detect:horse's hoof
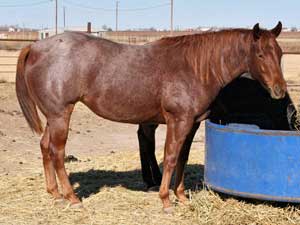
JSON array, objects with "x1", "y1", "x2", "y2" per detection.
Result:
[
  {"x1": 70, "y1": 202, "x2": 84, "y2": 209},
  {"x1": 177, "y1": 200, "x2": 190, "y2": 207},
  {"x1": 52, "y1": 198, "x2": 67, "y2": 208},
  {"x1": 178, "y1": 197, "x2": 189, "y2": 204},
  {"x1": 147, "y1": 185, "x2": 160, "y2": 192},
  {"x1": 163, "y1": 207, "x2": 173, "y2": 214}
]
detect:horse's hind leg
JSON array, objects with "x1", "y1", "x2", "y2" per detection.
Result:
[
  {"x1": 40, "y1": 124, "x2": 61, "y2": 200},
  {"x1": 174, "y1": 122, "x2": 200, "y2": 203},
  {"x1": 47, "y1": 104, "x2": 80, "y2": 205},
  {"x1": 137, "y1": 124, "x2": 161, "y2": 189}
]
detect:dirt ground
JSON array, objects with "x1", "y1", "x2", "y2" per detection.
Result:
[{"x1": 1, "y1": 70, "x2": 300, "y2": 224}]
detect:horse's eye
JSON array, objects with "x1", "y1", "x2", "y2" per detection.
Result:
[{"x1": 258, "y1": 54, "x2": 264, "y2": 59}]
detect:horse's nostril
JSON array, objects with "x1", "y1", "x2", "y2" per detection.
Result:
[
  {"x1": 272, "y1": 84, "x2": 285, "y2": 99},
  {"x1": 274, "y1": 84, "x2": 281, "y2": 95}
]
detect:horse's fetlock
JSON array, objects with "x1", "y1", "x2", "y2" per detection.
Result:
[
  {"x1": 47, "y1": 185, "x2": 58, "y2": 194},
  {"x1": 159, "y1": 189, "x2": 169, "y2": 200}
]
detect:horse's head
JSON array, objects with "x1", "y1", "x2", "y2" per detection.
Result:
[{"x1": 248, "y1": 21, "x2": 287, "y2": 99}]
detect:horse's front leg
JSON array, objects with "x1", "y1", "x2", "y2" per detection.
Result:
[
  {"x1": 174, "y1": 122, "x2": 200, "y2": 203},
  {"x1": 159, "y1": 113, "x2": 194, "y2": 212},
  {"x1": 137, "y1": 124, "x2": 161, "y2": 189}
]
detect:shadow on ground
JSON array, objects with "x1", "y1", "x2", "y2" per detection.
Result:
[
  {"x1": 69, "y1": 163, "x2": 300, "y2": 208},
  {"x1": 69, "y1": 164, "x2": 204, "y2": 199}
]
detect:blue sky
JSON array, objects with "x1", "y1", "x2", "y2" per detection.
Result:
[{"x1": 1, "y1": 0, "x2": 300, "y2": 30}]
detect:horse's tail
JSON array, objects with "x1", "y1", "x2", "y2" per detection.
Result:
[{"x1": 16, "y1": 45, "x2": 43, "y2": 135}]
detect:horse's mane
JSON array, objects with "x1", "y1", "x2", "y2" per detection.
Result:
[
  {"x1": 156, "y1": 29, "x2": 254, "y2": 47},
  {"x1": 154, "y1": 29, "x2": 255, "y2": 81}
]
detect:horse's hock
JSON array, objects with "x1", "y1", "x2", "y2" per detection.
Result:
[{"x1": 205, "y1": 78, "x2": 300, "y2": 202}]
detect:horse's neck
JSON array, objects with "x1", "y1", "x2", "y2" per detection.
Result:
[
  {"x1": 185, "y1": 32, "x2": 251, "y2": 88},
  {"x1": 212, "y1": 35, "x2": 251, "y2": 88}
]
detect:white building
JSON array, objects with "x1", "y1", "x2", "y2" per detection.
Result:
[{"x1": 39, "y1": 26, "x2": 105, "y2": 39}]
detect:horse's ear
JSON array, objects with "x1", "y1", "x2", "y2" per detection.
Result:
[
  {"x1": 271, "y1": 21, "x2": 282, "y2": 37},
  {"x1": 253, "y1": 23, "x2": 261, "y2": 41}
]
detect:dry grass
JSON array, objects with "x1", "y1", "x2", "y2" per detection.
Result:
[
  {"x1": 278, "y1": 39, "x2": 300, "y2": 53},
  {"x1": 292, "y1": 104, "x2": 300, "y2": 131},
  {"x1": 183, "y1": 190, "x2": 300, "y2": 225},
  {"x1": 1, "y1": 150, "x2": 300, "y2": 225}
]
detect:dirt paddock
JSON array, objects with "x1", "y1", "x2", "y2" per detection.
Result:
[{"x1": 1, "y1": 82, "x2": 300, "y2": 225}]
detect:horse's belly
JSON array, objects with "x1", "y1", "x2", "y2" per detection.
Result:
[{"x1": 82, "y1": 92, "x2": 162, "y2": 124}]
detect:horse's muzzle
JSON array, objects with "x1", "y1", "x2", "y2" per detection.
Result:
[{"x1": 269, "y1": 84, "x2": 286, "y2": 99}]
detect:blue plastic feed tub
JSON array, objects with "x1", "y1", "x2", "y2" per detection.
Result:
[{"x1": 204, "y1": 120, "x2": 300, "y2": 202}]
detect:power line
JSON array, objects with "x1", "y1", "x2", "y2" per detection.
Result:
[
  {"x1": 64, "y1": 0, "x2": 114, "y2": 11},
  {"x1": 64, "y1": 0, "x2": 170, "y2": 12},
  {"x1": 119, "y1": 3, "x2": 171, "y2": 12},
  {"x1": 0, "y1": 0, "x2": 51, "y2": 8}
]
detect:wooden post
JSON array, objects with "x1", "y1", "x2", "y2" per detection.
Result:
[{"x1": 87, "y1": 22, "x2": 92, "y2": 33}]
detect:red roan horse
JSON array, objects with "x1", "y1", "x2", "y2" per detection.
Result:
[{"x1": 16, "y1": 22, "x2": 286, "y2": 212}]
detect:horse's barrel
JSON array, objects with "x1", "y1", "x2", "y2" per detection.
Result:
[{"x1": 204, "y1": 120, "x2": 300, "y2": 202}]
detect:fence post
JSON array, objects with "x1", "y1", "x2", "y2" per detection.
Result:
[{"x1": 87, "y1": 22, "x2": 91, "y2": 33}]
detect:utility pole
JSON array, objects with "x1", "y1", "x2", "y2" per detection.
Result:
[
  {"x1": 116, "y1": 1, "x2": 119, "y2": 31},
  {"x1": 170, "y1": 0, "x2": 173, "y2": 35},
  {"x1": 23, "y1": 23, "x2": 25, "y2": 39},
  {"x1": 55, "y1": 0, "x2": 58, "y2": 35},
  {"x1": 63, "y1": 6, "x2": 66, "y2": 30}
]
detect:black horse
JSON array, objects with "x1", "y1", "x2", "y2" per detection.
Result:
[{"x1": 138, "y1": 76, "x2": 297, "y2": 188}]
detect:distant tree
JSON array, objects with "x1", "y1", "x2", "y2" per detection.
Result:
[
  {"x1": 291, "y1": 27, "x2": 298, "y2": 32},
  {"x1": 149, "y1": 27, "x2": 156, "y2": 31},
  {"x1": 102, "y1": 24, "x2": 113, "y2": 32},
  {"x1": 102, "y1": 24, "x2": 108, "y2": 30}
]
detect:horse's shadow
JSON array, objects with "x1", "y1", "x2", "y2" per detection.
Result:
[
  {"x1": 69, "y1": 163, "x2": 204, "y2": 199},
  {"x1": 69, "y1": 163, "x2": 300, "y2": 208}
]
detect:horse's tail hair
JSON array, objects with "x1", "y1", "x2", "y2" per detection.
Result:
[{"x1": 16, "y1": 45, "x2": 43, "y2": 135}]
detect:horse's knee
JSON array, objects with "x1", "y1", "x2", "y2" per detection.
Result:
[{"x1": 165, "y1": 154, "x2": 177, "y2": 169}]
